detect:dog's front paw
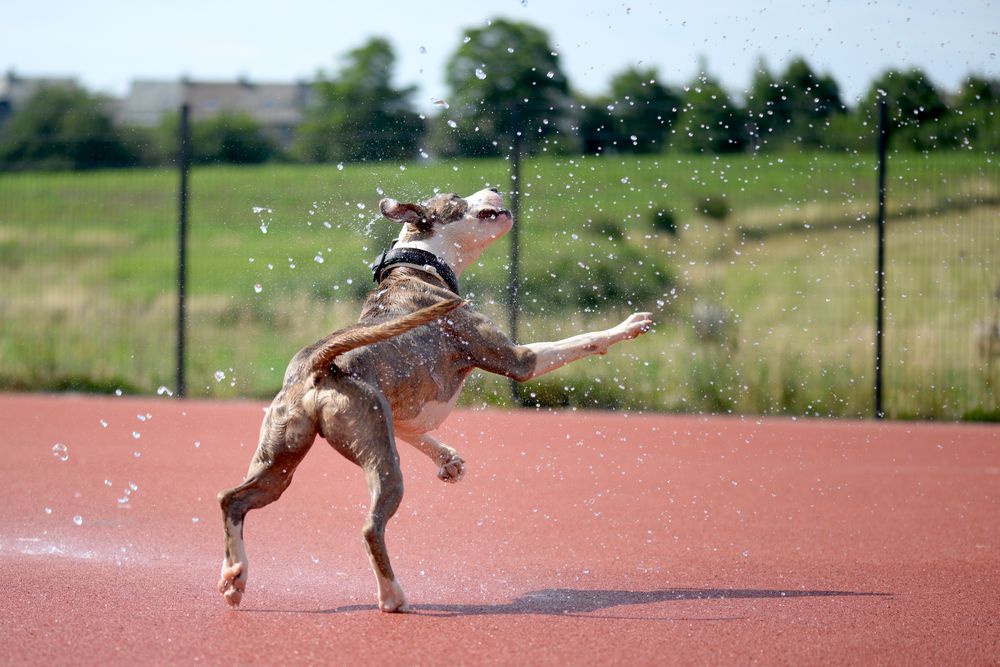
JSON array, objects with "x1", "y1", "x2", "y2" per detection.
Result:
[{"x1": 437, "y1": 454, "x2": 465, "y2": 483}]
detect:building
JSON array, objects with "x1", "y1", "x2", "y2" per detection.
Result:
[
  {"x1": 116, "y1": 78, "x2": 313, "y2": 147},
  {"x1": 0, "y1": 71, "x2": 79, "y2": 127}
]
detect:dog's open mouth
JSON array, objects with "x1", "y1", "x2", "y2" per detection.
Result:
[{"x1": 475, "y1": 207, "x2": 512, "y2": 221}]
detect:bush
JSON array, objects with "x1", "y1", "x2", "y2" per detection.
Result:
[
  {"x1": 693, "y1": 194, "x2": 730, "y2": 222},
  {"x1": 650, "y1": 207, "x2": 678, "y2": 236}
]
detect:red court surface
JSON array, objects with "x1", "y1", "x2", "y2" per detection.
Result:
[{"x1": 1, "y1": 393, "x2": 998, "y2": 665}]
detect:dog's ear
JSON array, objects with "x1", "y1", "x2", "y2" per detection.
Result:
[{"x1": 380, "y1": 198, "x2": 427, "y2": 224}]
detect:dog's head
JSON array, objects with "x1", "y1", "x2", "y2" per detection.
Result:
[{"x1": 379, "y1": 188, "x2": 512, "y2": 270}]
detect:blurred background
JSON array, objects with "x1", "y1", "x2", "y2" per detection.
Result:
[{"x1": 1, "y1": 1, "x2": 997, "y2": 420}]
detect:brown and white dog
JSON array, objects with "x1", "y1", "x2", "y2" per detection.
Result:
[{"x1": 218, "y1": 187, "x2": 653, "y2": 612}]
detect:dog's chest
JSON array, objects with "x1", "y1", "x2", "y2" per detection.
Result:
[{"x1": 394, "y1": 380, "x2": 465, "y2": 436}]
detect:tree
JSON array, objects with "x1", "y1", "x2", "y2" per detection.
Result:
[
  {"x1": 191, "y1": 113, "x2": 279, "y2": 164},
  {"x1": 947, "y1": 76, "x2": 1000, "y2": 150},
  {"x1": 0, "y1": 86, "x2": 137, "y2": 170},
  {"x1": 575, "y1": 97, "x2": 615, "y2": 155},
  {"x1": 595, "y1": 67, "x2": 681, "y2": 154},
  {"x1": 746, "y1": 57, "x2": 844, "y2": 150},
  {"x1": 862, "y1": 69, "x2": 950, "y2": 149},
  {"x1": 442, "y1": 18, "x2": 571, "y2": 156},
  {"x1": 671, "y1": 72, "x2": 745, "y2": 153},
  {"x1": 295, "y1": 37, "x2": 424, "y2": 163}
]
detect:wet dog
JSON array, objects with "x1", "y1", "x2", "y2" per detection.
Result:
[{"x1": 218, "y1": 187, "x2": 653, "y2": 612}]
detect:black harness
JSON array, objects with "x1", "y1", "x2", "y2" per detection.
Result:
[{"x1": 370, "y1": 245, "x2": 460, "y2": 296}]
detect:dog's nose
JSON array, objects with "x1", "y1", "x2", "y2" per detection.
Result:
[{"x1": 488, "y1": 187, "x2": 499, "y2": 194}]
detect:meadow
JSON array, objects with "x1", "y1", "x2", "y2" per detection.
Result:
[{"x1": 1, "y1": 150, "x2": 997, "y2": 419}]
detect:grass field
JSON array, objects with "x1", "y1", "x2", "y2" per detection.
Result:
[{"x1": 1, "y1": 150, "x2": 997, "y2": 419}]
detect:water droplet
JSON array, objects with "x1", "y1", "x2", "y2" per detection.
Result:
[
  {"x1": 114, "y1": 389, "x2": 123, "y2": 397},
  {"x1": 194, "y1": 441, "x2": 201, "y2": 449},
  {"x1": 132, "y1": 431, "x2": 141, "y2": 440},
  {"x1": 546, "y1": 71, "x2": 555, "y2": 79},
  {"x1": 100, "y1": 419, "x2": 108, "y2": 428},
  {"x1": 73, "y1": 515, "x2": 83, "y2": 526},
  {"x1": 419, "y1": 46, "x2": 427, "y2": 54},
  {"x1": 336, "y1": 162, "x2": 344, "y2": 171},
  {"x1": 314, "y1": 254, "x2": 325, "y2": 264},
  {"x1": 475, "y1": 68, "x2": 487, "y2": 80},
  {"x1": 104, "y1": 479, "x2": 112, "y2": 487},
  {"x1": 447, "y1": 120, "x2": 458, "y2": 129},
  {"x1": 52, "y1": 443, "x2": 69, "y2": 461},
  {"x1": 463, "y1": 36, "x2": 471, "y2": 44},
  {"x1": 214, "y1": 370, "x2": 226, "y2": 382},
  {"x1": 191, "y1": 517, "x2": 200, "y2": 524},
  {"x1": 156, "y1": 385, "x2": 173, "y2": 397},
  {"x1": 253, "y1": 283, "x2": 263, "y2": 294},
  {"x1": 44, "y1": 507, "x2": 52, "y2": 515}
]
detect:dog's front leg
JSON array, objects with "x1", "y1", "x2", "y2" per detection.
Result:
[
  {"x1": 521, "y1": 312, "x2": 654, "y2": 380},
  {"x1": 399, "y1": 432, "x2": 465, "y2": 483}
]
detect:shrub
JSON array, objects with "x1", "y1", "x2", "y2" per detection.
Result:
[
  {"x1": 694, "y1": 194, "x2": 730, "y2": 222},
  {"x1": 650, "y1": 207, "x2": 678, "y2": 236}
]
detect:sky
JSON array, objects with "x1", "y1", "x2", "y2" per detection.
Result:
[{"x1": 2, "y1": 0, "x2": 997, "y2": 111}]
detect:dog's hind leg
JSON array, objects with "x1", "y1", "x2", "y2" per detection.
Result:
[
  {"x1": 217, "y1": 408, "x2": 317, "y2": 607},
  {"x1": 361, "y1": 455, "x2": 408, "y2": 613}
]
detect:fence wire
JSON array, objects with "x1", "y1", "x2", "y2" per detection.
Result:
[{"x1": 0, "y1": 139, "x2": 997, "y2": 419}]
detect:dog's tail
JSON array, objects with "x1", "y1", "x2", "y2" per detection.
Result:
[{"x1": 308, "y1": 297, "x2": 464, "y2": 382}]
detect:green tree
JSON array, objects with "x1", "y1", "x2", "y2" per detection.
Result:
[
  {"x1": 296, "y1": 37, "x2": 424, "y2": 163},
  {"x1": 600, "y1": 67, "x2": 681, "y2": 154},
  {"x1": 746, "y1": 57, "x2": 844, "y2": 150},
  {"x1": 947, "y1": 76, "x2": 1000, "y2": 150},
  {"x1": 575, "y1": 96, "x2": 615, "y2": 155},
  {"x1": 862, "y1": 69, "x2": 950, "y2": 149},
  {"x1": 191, "y1": 113, "x2": 278, "y2": 164},
  {"x1": 0, "y1": 86, "x2": 137, "y2": 170},
  {"x1": 672, "y1": 72, "x2": 745, "y2": 153},
  {"x1": 442, "y1": 18, "x2": 571, "y2": 156}
]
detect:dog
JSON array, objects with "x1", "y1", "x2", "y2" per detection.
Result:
[{"x1": 218, "y1": 187, "x2": 653, "y2": 612}]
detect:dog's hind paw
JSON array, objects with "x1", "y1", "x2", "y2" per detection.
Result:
[
  {"x1": 437, "y1": 454, "x2": 465, "y2": 483},
  {"x1": 218, "y1": 561, "x2": 246, "y2": 607},
  {"x1": 378, "y1": 579, "x2": 410, "y2": 613}
]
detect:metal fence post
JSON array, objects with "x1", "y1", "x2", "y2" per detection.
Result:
[
  {"x1": 874, "y1": 99, "x2": 889, "y2": 419},
  {"x1": 176, "y1": 104, "x2": 191, "y2": 398}
]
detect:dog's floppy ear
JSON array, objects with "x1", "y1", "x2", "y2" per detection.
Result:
[{"x1": 380, "y1": 198, "x2": 426, "y2": 224}]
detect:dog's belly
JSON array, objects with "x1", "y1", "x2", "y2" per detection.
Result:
[{"x1": 394, "y1": 382, "x2": 464, "y2": 436}]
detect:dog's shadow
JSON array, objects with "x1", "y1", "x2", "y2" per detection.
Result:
[{"x1": 298, "y1": 587, "x2": 889, "y2": 619}]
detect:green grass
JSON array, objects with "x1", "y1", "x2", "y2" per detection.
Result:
[{"x1": 1, "y1": 150, "x2": 997, "y2": 419}]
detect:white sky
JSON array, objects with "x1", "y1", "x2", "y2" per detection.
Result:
[{"x1": 2, "y1": 0, "x2": 997, "y2": 110}]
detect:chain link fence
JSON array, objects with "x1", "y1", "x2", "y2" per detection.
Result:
[{"x1": 1, "y1": 115, "x2": 997, "y2": 419}]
